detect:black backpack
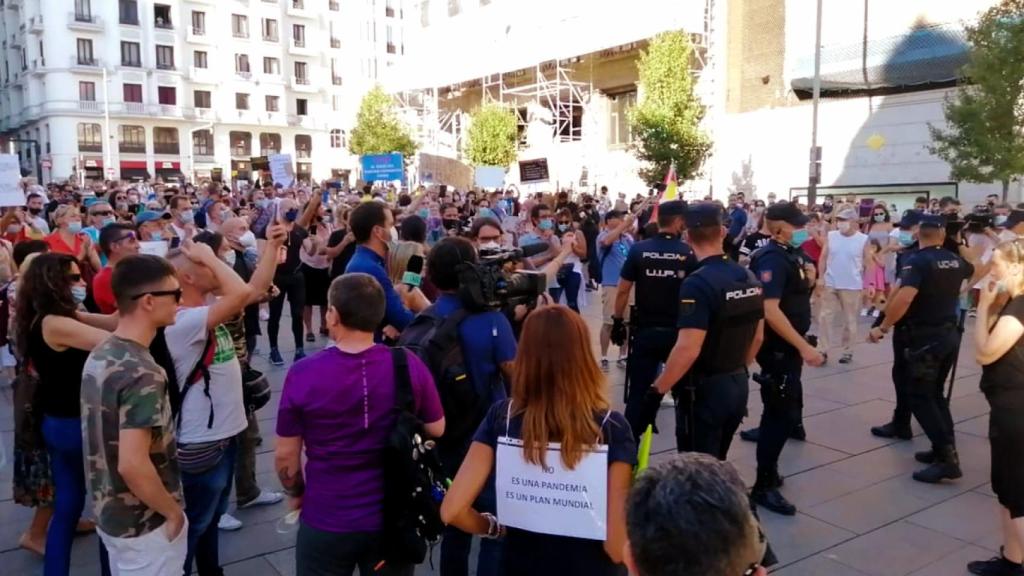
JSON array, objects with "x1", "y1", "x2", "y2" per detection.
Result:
[
  {"x1": 380, "y1": 347, "x2": 447, "y2": 566},
  {"x1": 150, "y1": 327, "x2": 216, "y2": 427},
  {"x1": 396, "y1": 304, "x2": 483, "y2": 441}
]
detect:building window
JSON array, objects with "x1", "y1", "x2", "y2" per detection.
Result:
[
  {"x1": 154, "y1": 4, "x2": 172, "y2": 28},
  {"x1": 293, "y1": 24, "x2": 306, "y2": 47},
  {"x1": 77, "y1": 39, "x2": 94, "y2": 65},
  {"x1": 607, "y1": 90, "x2": 636, "y2": 147},
  {"x1": 191, "y1": 11, "x2": 205, "y2": 35},
  {"x1": 157, "y1": 86, "x2": 176, "y2": 105},
  {"x1": 119, "y1": 125, "x2": 145, "y2": 153},
  {"x1": 123, "y1": 83, "x2": 143, "y2": 103},
  {"x1": 263, "y1": 57, "x2": 279, "y2": 75},
  {"x1": 153, "y1": 127, "x2": 179, "y2": 154},
  {"x1": 119, "y1": 0, "x2": 139, "y2": 25},
  {"x1": 332, "y1": 95, "x2": 342, "y2": 111},
  {"x1": 265, "y1": 95, "x2": 280, "y2": 112},
  {"x1": 79, "y1": 81, "x2": 96, "y2": 102},
  {"x1": 193, "y1": 129, "x2": 214, "y2": 156},
  {"x1": 386, "y1": 0, "x2": 395, "y2": 17},
  {"x1": 260, "y1": 133, "x2": 281, "y2": 155},
  {"x1": 156, "y1": 45, "x2": 174, "y2": 70},
  {"x1": 296, "y1": 98, "x2": 308, "y2": 116},
  {"x1": 262, "y1": 18, "x2": 278, "y2": 42},
  {"x1": 230, "y1": 132, "x2": 251, "y2": 156},
  {"x1": 448, "y1": 0, "x2": 459, "y2": 17},
  {"x1": 294, "y1": 61, "x2": 308, "y2": 82},
  {"x1": 77, "y1": 123, "x2": 103, "y2": 152},
  {"x1": 236, "y1": 93, "x2": 250, "y2": 110},
  {"x1": 295, "y1": 134, "x2": 312, "y2": 159},
  {"x1": 121, "y1": 41, "x2": 141, "y2": 67},
  {"x1": 330, "y1": 129, "x2": 344, "y2": 148},
  {"x1": 421, "y1": 0, "x2": 430, "y2": 26},
  {"x1": 329, "y1": 0, "x2": 340, "y2": 11},
  {"x1": 236, "y1": 54, "x2": 251, "y2": 74},
  {"x1": 232, "y1": 14, "x2": 248, "y2": 38},
  {"x1": 194, "y1": 90, "x2": 211, "y2": 108},
  {"x1": 386, "y1": 25, "x2": 395, "y2": 54},
  {"x1": 194, "y1": 51, "x2": 208, "y2": 68},
  {"x1": 75, "y1": 0, "x2": 93, "y2": 21}
]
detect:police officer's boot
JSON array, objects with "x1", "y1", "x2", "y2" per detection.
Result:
[
  {"x1": 870, "y1": 420, "x2": 913, "y2": 440},
  {"x1": 751, "y1": 469, "x2": 796, "y2": 516},
  {"x1": 912, "y1": 445, "x2": 962, "y2": 484},
  {"x1": 914, "y1": 449, "x2": 936, "y2": 464}
]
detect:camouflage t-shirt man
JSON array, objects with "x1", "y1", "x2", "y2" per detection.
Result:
[{"x1": 81, "y1": 335, "x2": 182, "y2": 538}]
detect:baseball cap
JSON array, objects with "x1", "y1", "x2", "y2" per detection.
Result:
[
  {"x1": 764, "y1": 201, "x2": 809, "y2": 226},
  {"x1": 918, "y1": 214, "x2": 945, "y2": 229},
  {"x1": 898, "y1": 209, "x2": 923, "y2": 229},
  {"x1": 135, "y1": 210, "x2": 171, "y2": 225},
  {"x1": 684, "y1": 202, "x2": 724, "y2": 228},
  {"x1": 836, "y1": 208, "x2": 858, "y2": 220}
]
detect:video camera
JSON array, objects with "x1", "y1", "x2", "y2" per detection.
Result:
[
  {"x1": 457, "y1": 245, "x2": 548, "y2": 311},
  {"x1": 963, "y1": 212, "x2": 994, "y2": 235}
]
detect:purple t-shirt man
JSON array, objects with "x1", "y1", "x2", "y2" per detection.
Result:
[{"x1": 276, "y1": 344, "x2": 443, "y2": 533}]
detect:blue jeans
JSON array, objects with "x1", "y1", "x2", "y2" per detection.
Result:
[
  {"x1": 42, "y1": 415, "x2": 86, "y2": 576},
  {"x1": 549, "y1": 269, "x2": 582, "y2": 313},
  {"x1": 181, "y1": 438, "x2": 238, "y2": 576}
]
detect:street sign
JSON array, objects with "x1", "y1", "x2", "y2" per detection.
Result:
[
  {"x1": 106, "y1": 167, "x2": 115, "y2": 179},
  {"x1": 361, "y1": 153, "x2": 405, "y2": 182}
]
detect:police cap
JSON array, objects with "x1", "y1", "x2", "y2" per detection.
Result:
[
  {"x1": 659, "y1": 200, "x2": 687, "y2": 218},
  {"x1": 684, "y1": 202, "x2": 724, "y2": 228},
  {"x1": 898, "y1": 209, "x2": 923, "y2": 229},
  {"x1": 764, "y1": 201, "x2": 808, "y2": 226},
  {"x1": 919, "y1": 214, "x2": 945, "y2": 229}
]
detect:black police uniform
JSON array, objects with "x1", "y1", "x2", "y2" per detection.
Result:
[
  {"x1": 893, "y1": 234, "x2": 972, "y2": 482},
  {"x1": 748, "y1": 237, "x2": 814, "y2": 507},
  {"x1": 674, "y1": 254, "x2": 764, "y2": 459},
  {"x1": 620, "y1": 204, "x2": 698, "y2": 437}
]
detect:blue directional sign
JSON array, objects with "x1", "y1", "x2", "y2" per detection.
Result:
[{"x1": 361, "y1": 153, "x2": 405, "y2": 182}]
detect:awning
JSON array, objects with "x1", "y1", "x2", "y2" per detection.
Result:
[
  {"x1": 156, "y1": 161, "x2": 181, "y2": 170},
  {"x1": 120, "y1": 160, "x2": 150, "y2": 181},
  {"x1": 82, "y1": 157, "x2": 103, "y2": 168},
  {"x1": 790, "y1": 23, "x2": 969, "y2": 97}
]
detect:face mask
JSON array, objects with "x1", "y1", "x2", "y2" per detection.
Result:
[
  {"x1": 151, "y1": 231, "x2": 164, "y2": 241},
  {"x1": 789, "y1": 229, "x2": 809, "y2": 247},
  {"x1": 99, "y1": 217, "x2": 115, "y2": 228},
  {"x1": 479, "y1": 241, "x2": 500, "y2": 251},
  {"x1": 67, "y1": 222, "x2": 82, "y2": 234},
  {"x1": 179, "y1": 209, "x2": 195, "y2": 224},
  {"x1": 478, "y1": 207, "x2": 495, "y2": 219},
  {"x1": 238, "y1": 230, "x2": 257, "y2": 248},
  {"x1": 538, "y1": 218, "x2": 554, "y2": 231},
  {"x1": 898, "y1": 230, "x2": 914, "y2": 247},
  {"x1": 837, "y1": 221, "x2": 851, "y2": 233},
  {"x1": 116, "y1": 202, "x2": 128, "y2": 213},
  {"x1": 71, "y1": 285, "x2": 87, "y2": 304},
  {"x1": 995, "y1": 215, "x2": 1008, "y2": 227},
  {"x1": 223, "y1": 251, "x2": 237, "y2": 267},
  {"x1": 28, "y1": 207, "x2": 42, "y2": 216},
  {"x1": 557, "y1": 223, "x2": 570, "y2": 233},
  {"x1": 284, "y1": 208, "x2": 299, "y2": 223},
  {"x1": 873, "y1": 214, "x2": 885, "y2": 223},
  {"x1": 418, "y1": 208, "x2": 430, "y2": 219},
  {"x1": 6, "y1": 224, "x2": 21, "y2": 234},
  {"x1": 257, "y1": 199, "x2": 271, "y2": 209},
  {"x1": 128, "y1": 203, "x2": 139, "y2": 214},
  {"x1": 443, "y1": 218, "x2": 461, "y2": 230}
]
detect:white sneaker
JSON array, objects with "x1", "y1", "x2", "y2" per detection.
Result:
[
  {"x1": 259, "y1": 308, "x2": 270, "y2": 322},
  {"x1": 238, "y1": 489, "x2": 284, "y2": 509},
  {"x1": 871, "y1": 309, "x2": 881, "y2": 318},
  {"x1": 218, "y1": 513, "x2": 243, "y2": 531},
  {"x1": 860, "y1": 308, "x2": 869, "y2": 317}
]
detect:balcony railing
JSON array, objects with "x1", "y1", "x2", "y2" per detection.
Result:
[
  {"x1": 123, "y1": 102, "x2": 146, "y2": 114},
  {"x1": 233, "y1": 30, "x2": 248, "y2": 39},
  {"x1": 154, "y1": 143, "x2": 180, "y2": 154},
  {"x1": 232, "y1": 148, "x2": 249, "y2": 157},
  {"x1": 330, "y1": 37, "x2": 340, "y2": 48},
  {"x1": 154, "y1": 20, "x2": 174, "y2": 29},
  {"x1": 74, "y1": 11, "x2": 95, "y2": 22},
  {"x1": 296, "y1": 150, "x2": 311, "y2": 159},
  {"x1": 29, "y1": 15, "x2": 44, "y2": 33},
  {"x1": 68, "y1": 11, "x2": 103, "y2": 31},
  {"x1": 156, "y1": 62, "x2": 176, "y2": 70},
  {"x1": 119, "y1": 144, "x2": 146, "y2": 153},
  {"x1": 294, "y1": 76, "x2": 310, "y2": 85},
  {"x1": 293, "y1": 38, "x2": 306, "y2": 48},
  {"x1": 192, "y1": 26, "x2": 205, "y2": 35},
  {"x1": 292, "y1": 0, "x2": 304, "y2": 8},
  {"x1": 332, "y1": 76, "x2": 342, "y2": 86},
  {"x1": 261, "y1": 148, "x2": 280, "y2": 156},
  {"x1": 78, "y1": 142, "x2": 103, "y2": 152},
  {"x1": 263, "y1": 33, "x2": 278, "y2": 42},
  {"x1": 78, "y1": 100, "x2": 101, "y2": 112},
  {"x1": 73, "y1": 56, "x2": 100, "y2": 67},
  {"x1": 237, "y1": 70, "x2": 252, "y2": 79}
]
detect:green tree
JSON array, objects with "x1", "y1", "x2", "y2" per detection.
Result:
[
  {"x1": 349, "y1": 86, "x2": 418, "y2": 161},
  {"x1": 465, "y1": 102, "x2": 518, "y2": 167},
  {"x1": 928, "y1": 0, "x2": 1024, "y2": 201},
  {"x1": 629, "y1": 31, "x2": 711, "y2": 184}
]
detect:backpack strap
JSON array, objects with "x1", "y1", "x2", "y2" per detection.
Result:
[
  {"x1": 391, "y1": 347, "x2": 415, "y2": 413},
  {"x1": 179, "y1": 331, "x2": 216, "y2": 429}
]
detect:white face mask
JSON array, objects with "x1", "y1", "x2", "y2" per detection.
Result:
[
  {"x1": 479, "y1": 241, "x2": 500, "y2": 251},
  {"x1": 223, "y1": 250, "x2": 237, "y2": 267},
  {"x1": 238, "y1": 230, "x2": 256, "y2": 248},
  {"x1": 837, "y1": 221, "x2": 852, "y2": 233}
]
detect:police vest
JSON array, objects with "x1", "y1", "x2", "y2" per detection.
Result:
[
  {"x1": 749, "y1": 243, "x2": 813, "y2": 336},
  {"x1": 688, "y1": 266, "x2": 765, "y2": 376}
]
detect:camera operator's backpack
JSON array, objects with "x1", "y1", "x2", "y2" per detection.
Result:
[
  {"x1": 379, "y1": 347, "x2": 447, "y2": 565},
  {"x1": 397, "y1": 304, "x2": 483, "y2": 440}
]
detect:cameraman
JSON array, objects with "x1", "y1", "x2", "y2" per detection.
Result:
[{"x1": 426, "y1": 237, "x2": 516, "y2": 576}]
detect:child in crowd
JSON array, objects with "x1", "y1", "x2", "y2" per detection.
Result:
[{"x1": 861, "y1": 238, "x2": 886, "y2": 317}]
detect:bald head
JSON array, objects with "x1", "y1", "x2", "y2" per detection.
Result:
[{"x1": 220, "y1": 217, "x2": 248, "y2": 243}]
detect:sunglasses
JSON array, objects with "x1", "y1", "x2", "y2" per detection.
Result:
[
  {"x1": 111, "y1": 233, "x2": 137, "y2": 244},
  {"x1": 129, "y1": 288, "x2": 183, "y2": 303},
  {"x1": 67, "y1": 273, "x2": 82, "y2": 283}
]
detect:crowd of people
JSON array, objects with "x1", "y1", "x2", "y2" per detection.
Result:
[{"x1": 4, "y1": 176, "x2": 1023, "y2": 576}]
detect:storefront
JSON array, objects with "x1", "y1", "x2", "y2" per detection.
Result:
[
  {"x1": 155, "y1": 161, "x2": 183, "y2": 182},
  {"x1": 80, "y1": 157, "x2": 103, "y2": 181},
  {"x1": 119, "y1": 160, "x2": 150, "y2": 182},
  {"x1": 297, "y1": 162, "x2": 313, "y2": 183},
  {"x1": 231, "y1": 160, "x2": 251, "y2": 182}
]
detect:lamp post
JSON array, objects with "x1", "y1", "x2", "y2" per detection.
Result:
[{"x1": 808, "y1": 0, "x2": 823, "y2": 208}]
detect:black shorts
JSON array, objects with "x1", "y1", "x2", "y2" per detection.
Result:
[
  {"x1": 301, "y1": 264, "x2": 330, "y2": 307},
  {"x1": 988, "y1": 389, "x2": 1024, "y2": 518}
]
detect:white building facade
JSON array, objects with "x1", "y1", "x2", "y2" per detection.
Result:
[{"x1": 0, "y1": 0, "x2": 408, "y2": 184}]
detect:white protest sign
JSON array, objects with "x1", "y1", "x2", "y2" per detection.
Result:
[
  {"x1": 269, "y1": 154, "x2": 295, "y2": 188},
  {"x1": 0, "y1": 155, "x2": 26, "y2": 207},
  {"x1": 496, "y1": 436, "x2": 608, "y2": 540},
  {"x1": 139, "y1": 241, "x2": 169, "y2": 258}
]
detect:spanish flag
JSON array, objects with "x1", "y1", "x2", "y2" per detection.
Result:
[{"x1": 648, "y1": 163, "x2": 678, "y2": 222}]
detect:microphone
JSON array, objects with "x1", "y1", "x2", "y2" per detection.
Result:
[{"x1": 402, "y1": 254, "x2": 424, "y2": 287}]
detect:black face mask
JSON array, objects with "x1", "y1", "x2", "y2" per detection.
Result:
[
  {"x1": 443, "y1": 218, "x2": 461, "y2": 230},
  {"x1": 28, "y1": 207, "x2": 42, "y2": 216}
]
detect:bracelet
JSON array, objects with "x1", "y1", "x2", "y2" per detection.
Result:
[{"x1": 481, "y1": 512, "x2": 502, "y2": 539}]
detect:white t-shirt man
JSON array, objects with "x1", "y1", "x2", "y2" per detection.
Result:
[
  {"x1": 165, "y1": 306, "x2": 246, "y2": 444},
  {"x1": 825, "y1": 229, "x2": 868, "y2": 290}
]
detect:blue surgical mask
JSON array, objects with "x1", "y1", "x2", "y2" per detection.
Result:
[
  {"x1": 995, "y1": 215, "x2": 1008, "y2": 227},
  {"x1": 257, "y1": 199, "x2": 271, "y2": 209},
  {"x1": 151, "y1": 232, "x2": 164, "y2": 241},
  {"x1": 418, "y1": 208, "x2": 430, "y2": 219},
  {"x1": 284, "y1": 208, "x2": 299, "y2": 222},
  {"x1": 558, "y1": 223, "x2": 569, "y2": 233},
  {"x1": 898, "y1": 230, "x2": 914, "y2": 247},
  {"x1": 789, "y1": 229, "x2": 809, "y2": 247},
  {"x1": 478, "y1": 207, "x2": 495, "y2": 219},
  {"x1": 71, "y1": 285, "x2": 87, "y2": 304},
  {"x1": 179, "y1": 209, "x2": 195, "y2": 224},
  {"x1": 538, "y1": 218, "x2": 554, "y2": 231},
  {"x1": 67, "y1": 222, "x2": 82, "y2": 234},
  {"x1": 101, "y1": 217, "x2": 116, "y2": 228}
]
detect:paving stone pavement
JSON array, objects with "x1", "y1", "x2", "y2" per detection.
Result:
[{"x1": 0, "y1": 299, "x2": 1001, "y2": 575}]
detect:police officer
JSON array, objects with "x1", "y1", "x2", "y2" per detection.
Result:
[
  {"x1": 870, "y1": 209, "x2": 923, "y2": 440},
  {"x1": 647, "y1": 202, "x2": 765, "y2": 459},
  {"x1": 747, "y1": 201, "x2": 825, "y2": 516},
  {"x1": 868, "y1": 214, "x2": 983, "y2": 483},
  {"x1": 611, "y1": 200, "x2": 698, "y2": 438}
]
